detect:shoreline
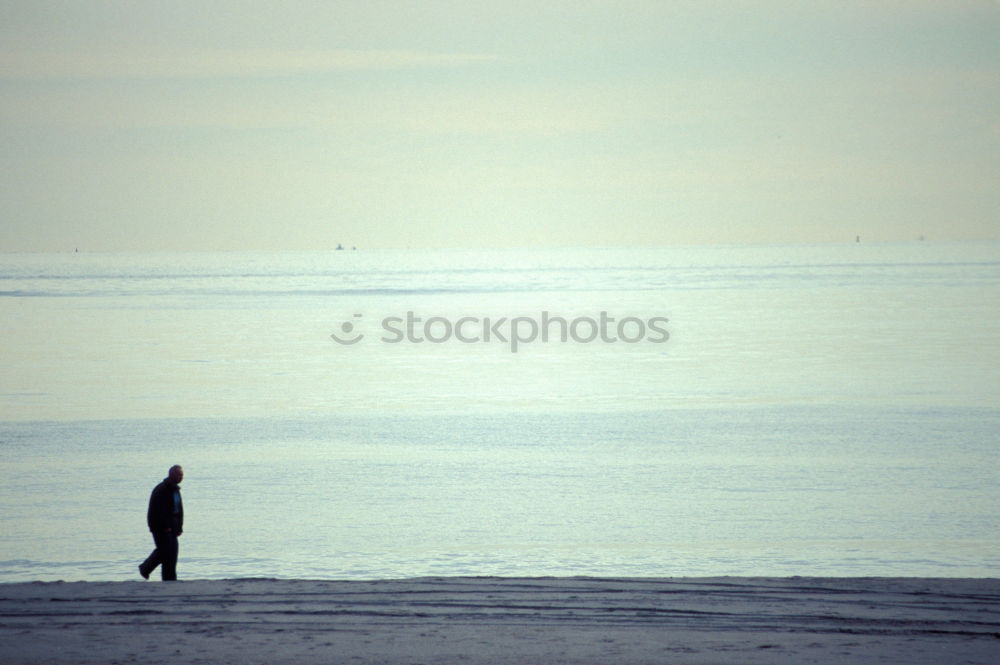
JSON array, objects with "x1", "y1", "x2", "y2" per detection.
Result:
[{"x1": 2, "y1": 576, "x2": 999, "y2": 664}]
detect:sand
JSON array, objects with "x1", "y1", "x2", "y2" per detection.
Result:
[{"x1": 1, "y1": 577, "x2": 998, "y2": 664}]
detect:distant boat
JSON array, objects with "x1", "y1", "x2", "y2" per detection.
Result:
[{"x1": 336, "y1": 243, "x2": 344, "y2": 250}]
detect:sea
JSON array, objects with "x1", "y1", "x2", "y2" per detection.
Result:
[{"x1": 1, "y1": 242, "x2": 998, "y2": 582}]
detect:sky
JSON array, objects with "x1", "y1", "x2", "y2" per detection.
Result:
[{"x1": 0, "y1": 1, "x2": 997, "y2": 251}]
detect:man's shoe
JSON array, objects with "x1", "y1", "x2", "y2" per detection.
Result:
[{"x1": 138, "y1": 565, "x2": 150, "y2": 580}]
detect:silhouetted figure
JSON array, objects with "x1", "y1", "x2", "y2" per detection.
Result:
[{"x1": 139, "y1": 465, "x2": 184, "y2": 581}]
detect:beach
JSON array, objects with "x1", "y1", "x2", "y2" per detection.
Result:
[
  {"x1": 2, "y1": 577, "x2": 998, "y2": 664},
  {"x1": 3, "y1": 2, "x2": 999, "y2": 662}
]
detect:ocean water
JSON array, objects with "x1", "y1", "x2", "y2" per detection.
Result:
[{"x1": 1, "y1": 243, "x2": 998, "y2": 581}]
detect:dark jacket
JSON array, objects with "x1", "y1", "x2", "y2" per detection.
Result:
[{"x1": 147, "y1": 478, "x2": 183, "y2": 535}]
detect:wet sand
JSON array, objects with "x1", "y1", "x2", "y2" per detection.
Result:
[{"x1": 1, "y1": 577, "x2": 999, "y2": 664}]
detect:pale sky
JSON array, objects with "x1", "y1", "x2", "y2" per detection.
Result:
[{"x1": 1, "y1": 1, "x2": 997, "y2": 251}]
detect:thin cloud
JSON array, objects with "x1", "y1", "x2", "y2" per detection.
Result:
[{"x1": 0, "y1": 48, "x2": 500, "y2": 81}]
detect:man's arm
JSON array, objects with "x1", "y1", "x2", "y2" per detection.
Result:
[{"x1": 146, "y1": 484, "x2": 170, "y2": 533}]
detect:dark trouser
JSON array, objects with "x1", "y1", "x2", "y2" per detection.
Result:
[{"x1": 141, "y1": 531, "x2": 179, "y2": 580}]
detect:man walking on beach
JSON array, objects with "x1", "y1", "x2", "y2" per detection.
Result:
[{"x1": 139, "y1": 465, "x2": 184, "y2": 581}]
